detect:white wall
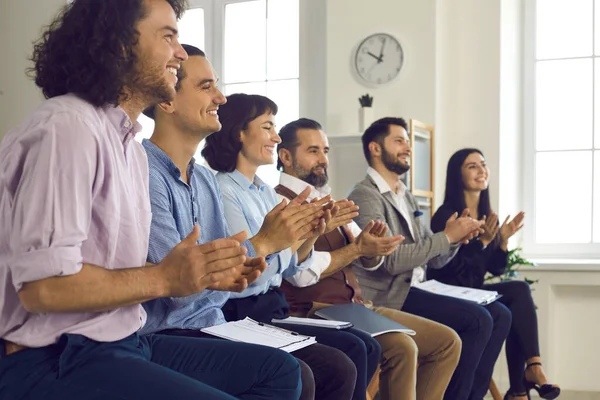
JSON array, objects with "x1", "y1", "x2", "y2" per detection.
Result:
[
  {"x1": 0, "y1": 0, "x2": 65, "y2": 140},
  {"x1": 324, "y1": 0, "x2": 436, "y2": 136}
]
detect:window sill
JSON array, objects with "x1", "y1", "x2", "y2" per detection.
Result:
[{"x1": 520, "y1": 259, "x2": 600, "y2": 272}]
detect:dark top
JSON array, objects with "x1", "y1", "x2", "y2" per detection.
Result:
[{"x1": 428, "y1": 203, "x2": 508, "y2": 288}]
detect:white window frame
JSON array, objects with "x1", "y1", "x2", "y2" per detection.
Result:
[{"x1": 522, "y1": 0, "x2": 600, "y2": 259}]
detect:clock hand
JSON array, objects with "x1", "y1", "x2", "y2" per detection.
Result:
[
  {"x1": 378, "y1": 38, "x2": 386, "y2": 61},
  {"x1": 366, "y1": 51, "x2": 383, "y2": 63}
]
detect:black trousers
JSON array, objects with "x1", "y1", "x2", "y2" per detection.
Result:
[
  {"x1": 223, "y1": 289, "x2": 380, "y2": 400},
  {"x1": 403, "y1": 287, "x2": 512, "y2": 400},
  {"x1": 484, "y1": 280, "x2": 540, "y2": 393}
]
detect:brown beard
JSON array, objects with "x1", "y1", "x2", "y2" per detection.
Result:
[
  {"x1": 127, "y1": 50, "x2": 175, "y2": 109},
  {"x1": 381, "y1": 147, "x2": 410, "y2": 175}
]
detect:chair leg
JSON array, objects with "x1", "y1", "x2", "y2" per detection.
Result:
[
  {"x1": 489, "y1": 378, "x2": 503, "y2": 400},
  {"x1": 366, "y1": 366, "x2": 380, "y2": 400}
]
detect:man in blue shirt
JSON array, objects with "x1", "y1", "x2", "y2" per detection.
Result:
[{"x1": 142, "y1": 44, "x2": 357, "y2": 400}]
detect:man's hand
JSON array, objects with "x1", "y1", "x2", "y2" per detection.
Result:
[
  {"x1": 251, "y1": 187, "x2": 325, "y2": 255},
  {"x1": 444, "y1": 209, "x2": 484, "y2": 244},
  {"x1": 158, "y1": 227, "x2": 250, "y2": 297},
  {"x1": 355, "y1": 220, "x2": 405, "y2": 257},
  {"x1": 207, "y1": 256, "x2": 267, "y2": 292},
  {"x1": 479, "y1": 212, "x2": 499, "y2": 247},
  {"x1": 323, "y1": 199, "x2": 360, "y2": 233}
]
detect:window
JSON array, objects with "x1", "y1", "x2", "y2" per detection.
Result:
[
  {"x1": 137, "y1": 0, "x2": 299, "y2": 187},
  {"x1": 525, "y1": 0, "x2": 600, "y2": 257},
  {"x1": 221, "y1": 0, "x2": 299, "y2": 185}
]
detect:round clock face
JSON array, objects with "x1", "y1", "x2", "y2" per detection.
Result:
[{"x1": 355, "y1": 33, "x2": 404, "y2": 85}]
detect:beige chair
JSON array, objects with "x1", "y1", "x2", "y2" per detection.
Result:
[
  {"x1": 489, "y1": 378, "x2": 503, "y2": 400},
  {"x1": 366, "y1": 367, "x2": 380, "y2": 400}
]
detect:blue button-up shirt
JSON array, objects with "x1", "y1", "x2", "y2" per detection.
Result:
[
  {"x1": 140, "y1": 140, "x2": 259, "y2": 333},
  {"x1": 216, "y1": 170, "x2": 313, "y2": 299}
]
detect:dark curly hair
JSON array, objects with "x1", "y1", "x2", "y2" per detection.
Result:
[
  {"x1": 28, "y1": 0, "x2": 187, "y2": 108},
  {"x1": 202, "y1": 93, "x2": 278, "y2": 172}
]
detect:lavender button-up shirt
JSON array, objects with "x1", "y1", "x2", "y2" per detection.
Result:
[{"x1": 0, "y1": 94, "x2": 150, "y2": 348}]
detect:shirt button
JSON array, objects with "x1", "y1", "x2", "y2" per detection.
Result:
[
  {"x1": 124, "y1": 120, "x2": 131, "y2": 128},
  {"x1": 194, "y1": 216, "x2": 198, "y2": 223}
]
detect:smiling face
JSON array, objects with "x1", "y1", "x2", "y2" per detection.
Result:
[
  {"x1": 380, "y1": 124, "x2": 411, "y2": 175},
  {"x1": 461, "y1": 152, "x2": 489, "y2": 191},
  {"x1": 132, "y1": 0, "x2": 188, "y2": 106},
  {"x1": 167, "y1": 55, "x2": 226, "y2": 136},
  {"x1": 239, "y1": 112, "x2": 280, "y2": 168}
]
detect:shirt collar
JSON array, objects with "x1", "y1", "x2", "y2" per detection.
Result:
[
  {"x1": 104, "y1": 105, "x2": 142, "y2": 150},
  {"x1": 279, "y1": 172, "x2": 331, "y2": 201},
  {"x1": 142, "y1": 139, "x2": 196, "y2": 181},
  {"x1": 367, "y1": 167, "x2": 407, "y2": 197},
  {"x1": 230, "y1": 169, "x2": 267, "y2": 191}
]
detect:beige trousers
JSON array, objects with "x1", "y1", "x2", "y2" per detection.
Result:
[{"x1": 368, "y1": 305, "x2": 461, "y2": 400}]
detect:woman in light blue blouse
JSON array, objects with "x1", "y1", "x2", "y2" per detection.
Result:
[{"x1": 203, "y1": 93, "x2": 380, "y2": 400}]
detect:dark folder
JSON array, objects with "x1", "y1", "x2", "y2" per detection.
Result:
[{"x1": 315, "y1": 303, "x2": 416, "y2": 337}]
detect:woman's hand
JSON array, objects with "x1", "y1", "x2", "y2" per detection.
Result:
[
  {"x1": 499, "y1": 212, "x2": 525, "y2": 249},
  {"x1": 480, "y1": 212, "x2": 499, "y2": 247}
]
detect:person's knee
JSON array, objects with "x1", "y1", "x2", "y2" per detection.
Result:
[
  {"x1": 380, "y1": 333, "x2": 418, "y2": 365},
  {"x1": 494, "y1": 303, "x2": 512, "y2": 334},
  {"x1": 266, "y1": 348, "x2": 303, "y2": 391},
  {"x1": 328, "y1": 349, "x2": 358, "y2": 387},
  {"x1": 439, "y1": 326, "x2": 462, "y2": 362},
  {"x1": 508, "y1": 280, "x2": 533, "y2": 301},
  {"x1": 298, "y1": 359, "x2": 315, "y2": 400},
  {"x1": 340, "y1": 333, "x2": 369, "y2": 362},
  {"x1": 365, "y1": 335, "x2": 383, "y2": 364},
  {"x1": 470, "y1": 306, "x2": 494, "y2": 339}
]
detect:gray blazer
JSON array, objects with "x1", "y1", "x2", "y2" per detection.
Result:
[{"x1": 347, "y1": 175, "x2": 459, "y2": 310}]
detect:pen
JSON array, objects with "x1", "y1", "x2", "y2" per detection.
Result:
[{"x1": 257, "y1": 321, "x2": 299, "y2": 336}]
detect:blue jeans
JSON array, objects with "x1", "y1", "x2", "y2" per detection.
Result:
[
  {"x1": 0, "y1": 333, "x2": 302, "y2": 400},
  {"x1": 403, "y1": 287, "x2": 511, "y2": 400}
]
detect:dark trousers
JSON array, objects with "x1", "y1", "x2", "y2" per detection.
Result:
[
  {"x1": 223, "y1": 290, "x2": 378, "y2": 400},
  {"x1": 484, "y1": 280, "x2": 540, "y2": 393},
  {"x1": 0, "y1": 333, "x2": 301, "y2": 400},
  {"x1": 403, "y1": 287, "x2": 512, "y2": 400},
  {"x1": 160, "y1": 328, "x2": 317, "y2": 400}
]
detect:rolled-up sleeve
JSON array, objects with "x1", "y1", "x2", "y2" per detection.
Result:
[
  {"x1": 8, "y1": 115, "x2": 98, "y2": 291},
  {"x1": 285, "y1": 250, "x2": 330, "y2": 287}
]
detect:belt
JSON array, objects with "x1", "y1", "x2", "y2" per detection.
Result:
[{"x1": 1, "y1": 340, "x2": 28, "y2": 357}]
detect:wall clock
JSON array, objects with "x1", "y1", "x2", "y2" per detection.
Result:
[{"x1": 354, "y1": 33, "x2": 404, "y2": 85}]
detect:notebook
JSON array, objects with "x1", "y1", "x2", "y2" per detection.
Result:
[
  {"x1": 271, "y1": 316, "x2": 353, "y2": 330},
  {"x1": 315, "y1": 303, "x2": 416, "y2": 337},
  {"x1": 201, "y1": 317, "x2": 316, "y2": 353},
  {"x1": 414, "y1": 280, "x2": 502, "y2": 305}
]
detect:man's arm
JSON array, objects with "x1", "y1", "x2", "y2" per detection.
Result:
[
  {"x1": 286, "y1": 221, "x2": 403, "y2": 287},
  {"x1": 18, "y1": 263, "x2": 166, "y2": 313},
  {"x1": 348, "y1": 186, "x2": 451, "y2": 276},
  {"x1": 18, "y1": 227, "x2": 249, "y2": 313}
]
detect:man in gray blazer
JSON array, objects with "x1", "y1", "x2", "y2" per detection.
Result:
[{"x1": 348, "y1": 117, "x2": 512, "y2": 400}]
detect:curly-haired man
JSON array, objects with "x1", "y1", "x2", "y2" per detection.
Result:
[{"x1": 0, "y1": 1, "x2": 302, "y2": 399}]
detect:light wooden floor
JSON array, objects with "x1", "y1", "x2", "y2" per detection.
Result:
[{"x1": 485, "y1": 391, "x2": 600, "y2": 400}]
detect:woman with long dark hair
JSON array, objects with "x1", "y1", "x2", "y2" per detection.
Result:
[{"x1": 430, "y1": 148, "x2": 559, "y2": 400}]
